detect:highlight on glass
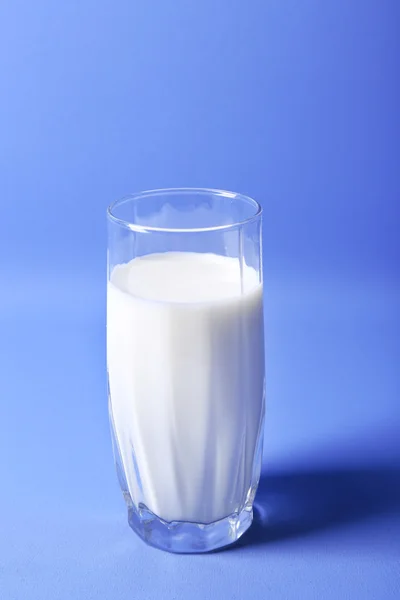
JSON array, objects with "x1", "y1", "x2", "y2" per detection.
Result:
[{"x1": 107, "y1": 188, "x2": 265, "y2": 553}]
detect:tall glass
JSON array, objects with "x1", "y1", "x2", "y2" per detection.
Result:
[{"x1": 107, "y1": 188, "x2": 265, "y2": 553}]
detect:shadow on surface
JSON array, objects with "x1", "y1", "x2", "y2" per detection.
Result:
[{"x1": 235, "y1": 464, "x2": 400, "y2": 548}]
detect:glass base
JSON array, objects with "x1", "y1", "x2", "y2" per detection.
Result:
[{"x1": 127, "y1": 503, "x2": 253, "y2": 553}]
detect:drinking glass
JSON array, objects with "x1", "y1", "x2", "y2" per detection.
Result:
[{"x1": 107, "y1": 188, "x2": 265, "y2": 553}]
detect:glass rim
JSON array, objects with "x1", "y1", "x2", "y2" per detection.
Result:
[{"x1": 107, "y1": 187, "x2": 262, "y2": 233}]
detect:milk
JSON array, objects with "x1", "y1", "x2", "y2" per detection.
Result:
[{"x1": 107, "y1": 252, "x2": 264, "y2": 524}]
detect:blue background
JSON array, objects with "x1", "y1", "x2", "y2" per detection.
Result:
[{"x1": 1, "y1": 1, "x2": 399, "y2": 598}]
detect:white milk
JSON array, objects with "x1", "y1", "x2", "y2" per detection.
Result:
[{"x1": 107, "y1": 252, "x2": 264, "y2": 524}]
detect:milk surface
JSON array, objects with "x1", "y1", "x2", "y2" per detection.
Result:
[{"x1": 107, "y1": 252, "x2": 264, "y2": 523}]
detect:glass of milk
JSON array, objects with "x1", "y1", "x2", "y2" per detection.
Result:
[{"x1": 107, "y1": 188, "x2": 265, "y2": 553}]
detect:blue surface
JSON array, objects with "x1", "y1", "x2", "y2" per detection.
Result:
[{"x1": 1, "y1": 1, "x2": 399, "y2": 598}]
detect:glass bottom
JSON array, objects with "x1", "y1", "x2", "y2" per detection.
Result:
[{"x1": 127, "y1": 503, "x2": 253, "y2": 553}]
